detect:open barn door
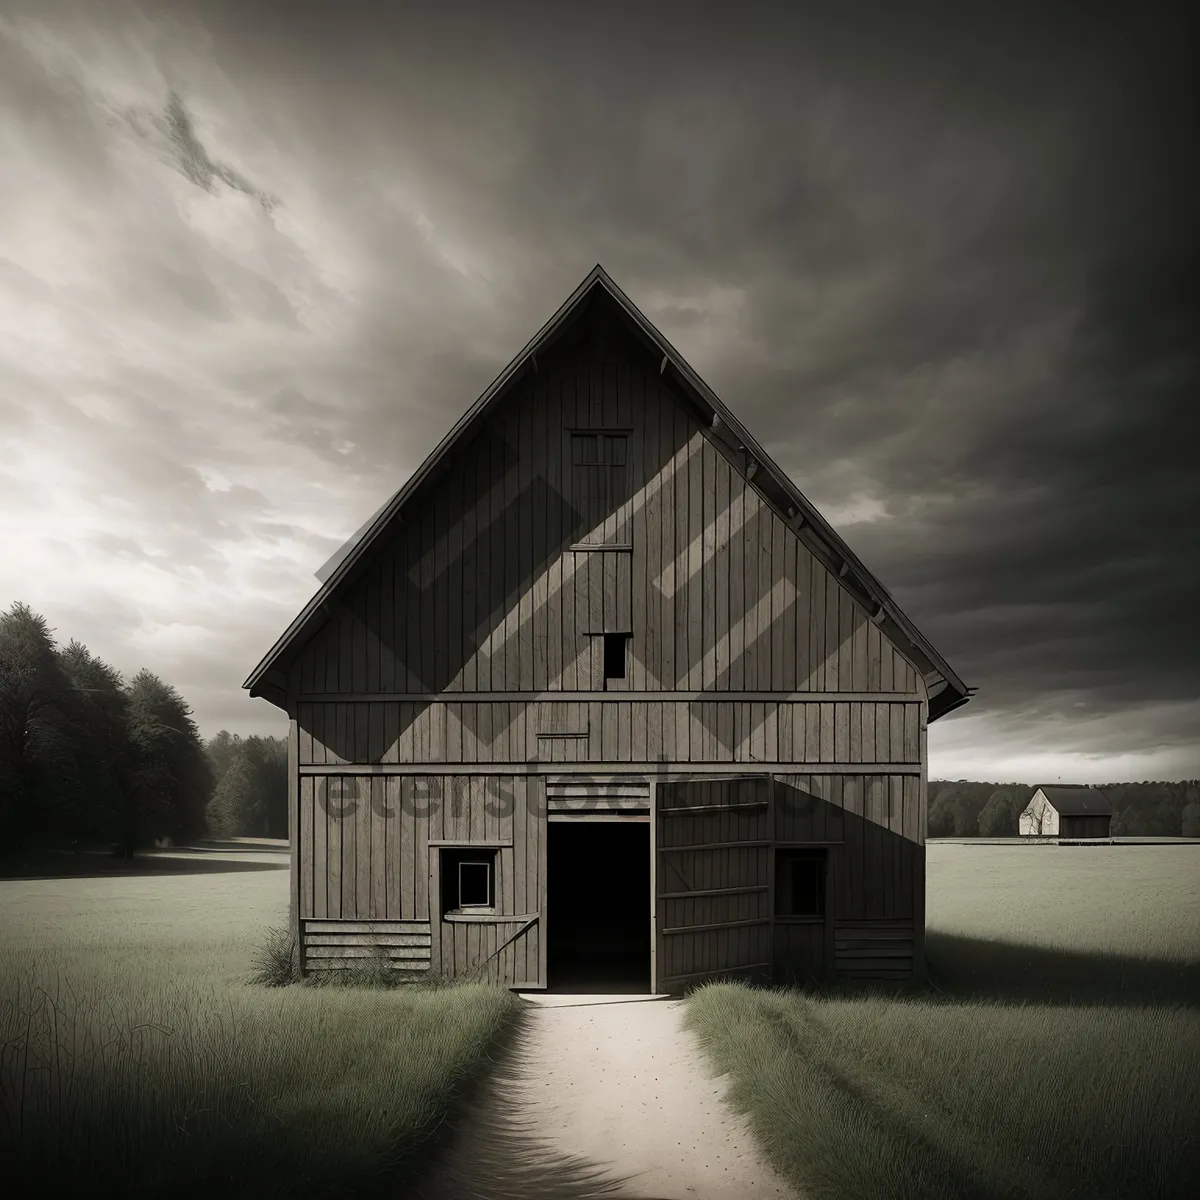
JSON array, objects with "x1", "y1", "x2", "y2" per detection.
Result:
[{"x1": 654, "y1": 775, "x2": 773, "y2": 994}]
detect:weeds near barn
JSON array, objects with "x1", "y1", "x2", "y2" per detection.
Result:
[
  {"x1": 247, "y1": 923, "x2": 299, "y2": 987},
  {"x1": 683, "y1": 843, "x2": 1200, "y2": 1200}
]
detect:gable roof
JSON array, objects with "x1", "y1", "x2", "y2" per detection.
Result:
[
  {"x1": 1031, "y1": 786, "x2": 1113, "y2": 816},
  {"x1": 244, "y1": 264, "x2": 973, "y2": 720}
]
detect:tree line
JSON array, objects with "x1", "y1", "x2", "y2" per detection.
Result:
[
  {"x1": 0, "y1": 601, "x2": 286, "y2": 857},
  {"x1": 929, "y1": 779, "x2": 1200, "y2": 838}
]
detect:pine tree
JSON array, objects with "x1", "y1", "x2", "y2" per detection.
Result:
[
  {"x1": 0, "y1": 603, "x2": 85, "y2": 847},
  {"x1": 206, "y1": 750, "x2": 258, "y2": 837},
  {"x1": 122, "y1": 670, "x2": 212, "y2": 855},
  {"x1": 56, "y1": 639, "x2": 136, "y2": 846}
]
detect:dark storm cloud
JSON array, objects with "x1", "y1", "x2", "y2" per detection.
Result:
[
  {"x1": 4, "y1": 0, "x2": 1194, "y2": 773},
  {"x1": 196, "y1": 0, "x2": 1195, "y2": 755}
]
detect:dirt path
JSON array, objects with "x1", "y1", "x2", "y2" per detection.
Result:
[{"x1": 413, "y1": 992, "x2": 799, "y2": 1200}]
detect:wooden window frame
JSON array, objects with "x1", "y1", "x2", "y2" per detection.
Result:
[
  {"x1": 570, "y1": 432, "x2": 630, "y2": 534},
  {"x1": 440, "y1": 847, "x2": 498, "y2": 916}
]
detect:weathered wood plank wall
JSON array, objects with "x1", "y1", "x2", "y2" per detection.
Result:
[
  {"x1": 296, "y1": 774, "x2": 543, "y2": 987},
  {"x1": 295, "y1": 699, "x2": 923, "y2": 766},
  {"x1": 655, "y1": 777, "x2": 774, "y2": 989},
  {"x1": 285, "y1": 301, "x2": 931, "y2": 986},
  {"x1": 288, "y1": 336, "x2": 921, "y2": 703}
]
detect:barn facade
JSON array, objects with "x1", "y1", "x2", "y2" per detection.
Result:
[
  {"x1": 1019, "y1": 786, "x2": 1113, "y2": 839},
  {"x1": 244, "y1": 265, "x2": 972, "y2": 994}
]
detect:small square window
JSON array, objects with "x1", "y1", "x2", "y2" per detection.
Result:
[
  {"x1": 775, "y1": 849, "x2": 826, "y2": 917},
  {"x1": 440, "y1": 848, "x2": 497, "y2": 913},
  {"x1": 603, "y1": 632, "x2": 629, "y2": 681}
]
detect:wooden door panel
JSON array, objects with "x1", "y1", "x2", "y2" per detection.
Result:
[{"x1": 655, "y1": 775, "x2": 773, "y2": 993}]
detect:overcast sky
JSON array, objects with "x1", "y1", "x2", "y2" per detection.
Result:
[{"x1": 2, "y1": 0, "x2": 1195, "y2": 784}]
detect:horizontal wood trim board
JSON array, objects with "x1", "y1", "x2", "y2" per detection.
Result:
[
  {"x1": 570, "y1": 543, "x2": 633, "y2": 551},
  {"x1": 427, "y1": 839, "x2": 513, "y2": 847},
  {"x1": 305, "y1": 934, "x2": 431, "y2": 947},
  {"x1": 303, "y1": 920, "x2": 431, "y2": 934},
  {"x1": 776, "y1": 840, "x2": 846, "y2": 847},
  {"x1": 305, "y1": 948, "x2": 433, "y2": 960},
  {"x1": 661, "y1": 917, "x2": 772, "y2": 935},
  {"x1": 536, "y1": 732, "x2": 590, "y2": 739},
  {"x1": 547, "y1": 792, "x2": 650, "y2": 801},
  {"x1": 659, "y1": 962, "x2": 773, "y2": 984},
  {"x1": 836, "y1": 947, "x2": 913, "y2": 958},
  {"x1": 548, "y1": 799, "x2": 649, "y2": 810},
  {"x1": 299, "y1": 762, "x2": 921, "y2": 776},
  {"x1": 658, "y1": 884, "x2": 769, "y2": 899},
  {"x1": 660, "y1": 801, "x2": 769, "y2": 815},
  {"x1": 548, "y1": 814, "x2": 650, "y2": 823},
  {"x1": 546, "y1": 782, "x2": 651, "y2": 793},
  {"x1": 660, "y1": 773, "x2": 771, "y2": 783},
  {"x1": 547, "y1": 801, "x2": 648, "y2": 811},
  {"x1": 659, "y1": 839, "x2": 771, "y2": 852},
  {"x1": 444, "y1": 912, "x2": 540, "y2": 924},
  {"x1": 835, "y1": 931, "x2": 916, "y2": 940},
  {"x1": 297, "y1": 692, "x2": 923, "y2": 703},
  {"x1": 306, "y1": 961, "x2": 431, "y2": 972}
]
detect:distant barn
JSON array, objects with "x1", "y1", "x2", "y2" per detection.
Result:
[
  {"x1": 244, "y1": 265, "x2": 973, "y2": 993},
  {"x1": 1019, "y1": 786, "x2": 1113, "y2": 839}
]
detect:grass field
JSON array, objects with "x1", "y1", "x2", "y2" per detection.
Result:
[
  {"x1": 0, "y1": 842, "x2": 525, "y2": 1200},
  {"x1": 685, "y1": 843, "x2": 1200, "y2": 1200}
]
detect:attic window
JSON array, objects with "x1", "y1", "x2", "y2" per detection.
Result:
[{"x1": 571, "y1": 433, "x2": 628, "y2": 528}]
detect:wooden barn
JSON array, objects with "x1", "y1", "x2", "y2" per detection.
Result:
[
  {"x1": 1019, "y1": 786, "x2": 1113, "y2": 839},
  {"x1": 244, "y1": 265, "x2": 973, "y2": 993}
]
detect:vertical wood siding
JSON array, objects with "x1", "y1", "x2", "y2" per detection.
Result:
[
  {"x1": 285, "y1": 304, "x2": 931, "y2": 987},
  {"x1": 297, "y1": 699, "x2": 924, "y2": 766},
  {"x1": 655, "y1": 776, "x2": 774, "y2": 992},
  {"x1": 297, "y1": 773, "x2": 544, "y2": 987},
  {"x1": 288, "y1": 330, "x2": 922, "y2": 701}
]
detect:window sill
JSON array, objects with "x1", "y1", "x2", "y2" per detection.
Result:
[{"x1": 444, "y1": 912, "x2": 539, "y2": 924}]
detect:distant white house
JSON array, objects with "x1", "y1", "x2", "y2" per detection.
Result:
[{"x1": 1019, "y1": 786, "x2": 1113, "y2": 838}]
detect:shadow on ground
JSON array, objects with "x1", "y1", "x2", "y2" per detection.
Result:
[
  {"x1": 0, "y1": 847, "x2": 289, "y2": 881},
  {"x1": 405, "y1": 1005, "x2": 676, "y2": 1200},
  {"x1": 926, "y1": 931, "x2": 1200, "y2": 1008}
]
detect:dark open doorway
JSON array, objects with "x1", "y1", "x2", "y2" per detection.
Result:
[{"x1": 546, "y1": 820, "x2": 650, "y2": 992}]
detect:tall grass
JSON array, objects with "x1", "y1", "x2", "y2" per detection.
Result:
[
  {"x1": 682, "y1": 844, "x2": 1200, "y2": 1200},
  {"x1": 0, "y1": 961, "x2": 523, "y2": 1199},
  {"x1": 0, "y1": 860, "x2": 525, "y2": 1200},
  {"x1": 685, "y1": 984, "x2": 1199, "y2": 1200}
]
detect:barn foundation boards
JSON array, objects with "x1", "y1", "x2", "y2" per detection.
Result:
[{"x1": 245, "y1": 265, "x2": 972, "y2": 992}]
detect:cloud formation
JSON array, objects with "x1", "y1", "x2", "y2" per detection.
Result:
[{"x1": 1, "y1": 0, "x2": 1195, "y2": 782}]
